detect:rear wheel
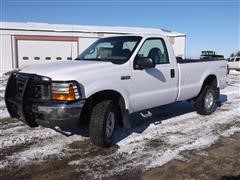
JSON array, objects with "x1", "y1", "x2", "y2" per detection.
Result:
[
  {"x1": 195, "y1": 85, "x2": 217, "y2": 115},
  {"x1": 89, "y1": 100, "x2": 117, "y2": 147}
]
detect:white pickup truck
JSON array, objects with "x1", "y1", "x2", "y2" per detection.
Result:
[
  {"x1": 5, "y1": 34, "x2": 227, "y2": 147},
  {"x1": 228, "y1": 56, "x2": 240, "y2": 73}
]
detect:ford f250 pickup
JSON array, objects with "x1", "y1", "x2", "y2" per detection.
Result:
[{"x1": 5, "y1": 34, "x2": 227, "y2": 147}]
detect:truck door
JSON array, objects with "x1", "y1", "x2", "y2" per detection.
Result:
[{"x1": 131, "y1": 38, "x2": 178, "y2": 112}]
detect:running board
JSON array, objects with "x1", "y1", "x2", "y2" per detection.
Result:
[
  {"x1": 54, "y1": 126, "x2": 73, "y2": 136},
  {"x1": 140, "y1": 110, "x2": 152, "y2": 118}
]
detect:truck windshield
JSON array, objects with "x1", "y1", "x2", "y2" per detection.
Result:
[{"x1": 77, "y1": 36, "x2": 142, "y2": 64}]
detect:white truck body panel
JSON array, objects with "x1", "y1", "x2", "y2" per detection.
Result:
[
  {"x1": 129, "y1": 35, "x2": 179, "y2": 112},
  {"x1": 177, "y1": 61, "x2": 227, "y2": 101},
  {"x1": 21, "y1": 34, "x2": 227, "y2": 113},
  {"x1": 22, "y1": 61, "x2": 135, "y2": 111}
]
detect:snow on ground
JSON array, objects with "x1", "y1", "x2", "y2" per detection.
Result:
[
  {"x1": 0, "y1": 123, "x2": 86, "y2": 169},
  {"x1": 0, "y1": 72, "x2": 9, "y2": 118},
  {"x1": 0, "y1": 71, "x2": 240, "y2": 179},
  {"x1": 1, "y1": 134, "x2": 86, "y2": 169}
]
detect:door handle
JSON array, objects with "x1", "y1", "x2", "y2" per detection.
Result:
[{"x1": 170, "y1": 69, "x2": 175, "y2": 78}]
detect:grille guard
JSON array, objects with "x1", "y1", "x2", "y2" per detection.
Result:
[{"x1": 4, "y1": 72, "x2": 52, "y2": 127}]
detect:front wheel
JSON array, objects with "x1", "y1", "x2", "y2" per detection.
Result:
[
  {"x1": 195, "y1": 85, "x2": 217, "y2": 115},
  {"x1": 89, "y1": 100, "x2": 117, "y2": 147}
]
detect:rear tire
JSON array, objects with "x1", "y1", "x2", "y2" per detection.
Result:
[
  {"x1": 89, "y1": 100, "x2": 117, "y2": 147},
  {"x1": 195, "y1": 85, "x2": 217, "y2": 115}
]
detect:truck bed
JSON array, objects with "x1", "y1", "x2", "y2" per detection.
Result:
[{"x1": 176, "y1": 59, "x2": 227, "y2": 101}]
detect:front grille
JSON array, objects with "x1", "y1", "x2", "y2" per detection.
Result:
[
  {"x1": 5, "y1": 72, "x2": 52, "y2": 125},
  {"x1": 16, "y1": 80, "x2": 25, "y2": 98},
  {"x1": 8, "y1": 72, "x2": 51, "y2": 102}
]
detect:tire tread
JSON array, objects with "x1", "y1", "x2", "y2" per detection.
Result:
[
  {"x1": 195, "y1": 85, "x2": 217, "y2": 115},
  {"x1": 89, "y1": 100, "x2": 113, "y2": 147}
]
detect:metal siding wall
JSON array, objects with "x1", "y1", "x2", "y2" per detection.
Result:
[
  {"x1": 0, "y1": 34, "x2": 13, "y2": 72},
  {"x1": 78, "y1": 37, "x2": 98, "y2": 54}
]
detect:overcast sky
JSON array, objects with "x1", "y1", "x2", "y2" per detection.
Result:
[{"x1": 1, "y1": 0, "x2": 239, "y2": 58}]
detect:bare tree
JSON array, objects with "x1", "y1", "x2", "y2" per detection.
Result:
[
  {"x1": 230, "y1": 51, "x2": 240, "y2": 57},
  {"x1": 236, "y1": 51, "x2": 240, "y2": 56}
]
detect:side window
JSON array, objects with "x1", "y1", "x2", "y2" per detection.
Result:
[
  {"x1": 137, "y1": 38, "x2": 169, "y2": 64},
  {"x1": 235, "y1": 58, "x2": 240, "y2": 62}
]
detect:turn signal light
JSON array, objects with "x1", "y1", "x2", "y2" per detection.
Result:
[{"x1": 51, "y1": 83, "x2": 79, "y2": 101}]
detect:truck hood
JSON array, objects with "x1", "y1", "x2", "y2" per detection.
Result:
[{"x1": 21, "y1": 60, "x2": 115, "y2": 81}]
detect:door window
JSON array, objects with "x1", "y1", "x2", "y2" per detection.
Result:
[{"x1": 137, "y1": 38, "x2": 169, "y2": 64}]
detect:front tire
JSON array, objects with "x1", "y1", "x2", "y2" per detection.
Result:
[
  {"x1": 195, "y1": 85, "x2": 217, "y2": 115},
  {"x1": 89, "y1": 100, "x2": 117, "y2": 147}
]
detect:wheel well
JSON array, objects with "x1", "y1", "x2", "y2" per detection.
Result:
[
  {"x1": 203, "y1": 75, "x2": 217, "y2": 87},
  {"x1": 80, "y1": 90, "x2": 126, "y2": 126},
  {"x1": 196, "y1": 75, "x2": 217, "y2": 99}
]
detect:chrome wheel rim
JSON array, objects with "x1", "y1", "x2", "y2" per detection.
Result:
[
  {"x1": 205, "y1": 91, "x2": 214, "y2": 110},
  {"x1": 105, "y1": 112, "x2": 115, "y2": 138}
]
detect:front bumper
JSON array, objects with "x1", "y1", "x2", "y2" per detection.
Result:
[
  {"x1": 5, "y1": 72, "x2": 84, "y2": 129},
  {"x1": 32, "y1": 100, "x2": 85, "y2": 128}
]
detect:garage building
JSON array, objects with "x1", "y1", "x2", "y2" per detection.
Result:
[{"x1": 0, "y1": 22, "x2": 186, "y2": 72}]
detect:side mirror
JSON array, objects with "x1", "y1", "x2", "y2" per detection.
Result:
[{"x1": 134, "y1": 57, "x2": 156, "y2": 70}]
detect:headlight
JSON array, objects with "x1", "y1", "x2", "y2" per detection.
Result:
[{"x1": 51, "y1": 82, "x2": 80, "y2": 101}]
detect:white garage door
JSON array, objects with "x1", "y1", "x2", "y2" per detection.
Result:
[{"x1": 17, "y1": 40, "x2": 78, "y2": 68}]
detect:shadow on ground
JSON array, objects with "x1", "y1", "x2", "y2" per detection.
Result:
[{"x1": 55, "y1": 94, "x2": 228, "y2": 144}]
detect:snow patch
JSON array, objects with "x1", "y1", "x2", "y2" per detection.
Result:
[
  {"x1": 0, "y1": 72, "x2": 9, "y2": 118},
  {"x1": 0, "y1": 126, "x2": 58, "y2": 148},
  {"x1": 221, "y1": 126, "x2": 240, "y2": 137},
  {"x1": 0, "y1": 131, "x2": 86, "y2": 169},
  {"x1": 230, "y1": 70, "x2": 240, "y2": 75}
]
